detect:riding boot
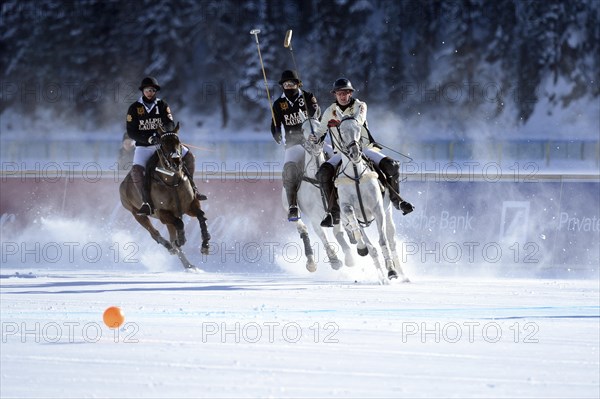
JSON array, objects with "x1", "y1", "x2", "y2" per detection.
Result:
[
  {"x1": 283, "y1": 162, "x2": 301, "y2": 221},
  {"x1": 182, "y1": 151, "x2": 208, "y2": 201},
  {"x1": 379, "y1": 157, "x2": 414, "y2": 215},
  {"x1": 131, "y1": 164, "x2": 152, "y2": 215},
  {"x1": 317, "y1": 162, "x2": 340, "y2": 227}
]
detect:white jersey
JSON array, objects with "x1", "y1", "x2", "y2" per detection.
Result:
[{"x1": 317, "y1": 98, "x2": 374, "y2": 152}]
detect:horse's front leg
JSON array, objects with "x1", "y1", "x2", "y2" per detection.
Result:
[
  {"x1": 295, "y1": 219, "x2": 317, "y2": 272},
  {"x1": 157, "y1": 210, "x2": 186, "y2": 248},
  {"x1": 384, "y1": 206, "x2": 410, "y2": 282},
  {"x1": 332, "y1": 224, "x2": 355, "y2": 267},
  {"x1": 308, "y1": 219, "x2": 342, "y2": 271},
  {"x1": 342, "y1": 204, "x2": 368, "y2": 256},
  {"x1": 197, "y1": 207, "x2": 211, "y2": 255},
  {"x1": 374, "y1": 207, "x2": 398, "y2": 280},
  {"x1": 189, "y1": 201, "x2": 210, "y2": 255},
  {"x1": 132, "y1": 213, "x2": 172, "y2": 250},
  {"x1": 362, "y1": 231, "x2": 387, "y2": 282}
]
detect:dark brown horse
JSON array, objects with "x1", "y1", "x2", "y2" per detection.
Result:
[{"x1": 119, "y1": 123, "x2": 210, "y2": 270}]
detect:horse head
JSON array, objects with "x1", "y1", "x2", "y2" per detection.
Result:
[
  {"x1": 156, "y1": 122, "x2": 183, "y2": 172},
  {"x1": 299, "y1": 112, "x2": 323, "y2": 158},
  {"x1": 335, "y1": 106, "x2": 362, "y2": 164}
]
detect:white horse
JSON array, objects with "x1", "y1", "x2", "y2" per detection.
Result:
[
  {"x1": 334, "y1": 109, "x2": 409, "y2": 282},
  {"x1": 282, "y1": 115, "x2": 355, "y2": 272}
]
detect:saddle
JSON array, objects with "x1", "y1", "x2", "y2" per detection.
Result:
[{"x1": 336, "y1": 155, "x2": 386, "y2": 194}]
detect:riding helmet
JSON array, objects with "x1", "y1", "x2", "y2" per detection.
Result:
[
  {"x1": 139, "y1": 76, "x2": 161, "y2": 91},
  {"x1": 278, "y1": 70, "x2": 302, "y2": 86},
  {"x1": 331, "y1": 78, "x2": 355, "y2": 93}
]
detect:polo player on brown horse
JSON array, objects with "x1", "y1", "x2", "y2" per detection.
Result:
[{"x1": 119, "y1": 123, "x2": 210, "y2": 270}]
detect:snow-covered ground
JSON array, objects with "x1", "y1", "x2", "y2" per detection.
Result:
[{"x1": 1, "y1": 266, "x2": 598, "y2": 398}]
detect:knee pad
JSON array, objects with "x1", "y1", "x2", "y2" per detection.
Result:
[
  {"x1": 316, "y1": 162, "x2": 335, "y2": 183},
  {"x1": 283, "y1": 162, "x2": 300, "y2": 181},
  {"x1": 379, "y1": 157, "x2": 399, "y2": 176}
]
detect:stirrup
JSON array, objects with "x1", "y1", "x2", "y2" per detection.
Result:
[
  {"x1": 320, "y1": 213, "x2": 334, "y2": 227},
  {"x1": 288, "y1": 205, "x2": 300, "y2": 221},
  {"x1": 136, "y1": 202, "x2": 153, "y2": 215}
]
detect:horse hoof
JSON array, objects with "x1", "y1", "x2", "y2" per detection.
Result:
[
  {"x1": 201, "y1": 241, "x2": 210, "y2": 255},
  {"x1": 388, "y1": 269, "x2": 398, "y2": 279},
  {"x1": 306, "y1": 262, "x2": 317, "y2": 272},
  {"x1": 344, "y1": 255, "x2": 356, "y2": 267},
  {"x1": 357, "y1": 246, "x2": 369, "y2": 257},
  {"x1": 330, "y1": 259, "x2": 342, "y2": 270}
]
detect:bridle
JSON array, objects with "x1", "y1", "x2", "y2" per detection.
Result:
[
  {"x1": 336, "y1": 116, "x2": 363, "y2": 164},
  {"x1": 335, "y1": 116, "x2": 376, "y2": 227},
  {"x1": 300, "y1": 117, "x2": 325, "y2": 187},
  {"x1": 155, "y1": 132, "x2": 182, "y2": 172},
  {"x1": 153, "y1": 132, "x2": 185, "y2": 188}
]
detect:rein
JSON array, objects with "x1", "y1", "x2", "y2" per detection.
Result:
[
  {"x1": 154, "y1": 134, "x2": 184, "y2": 188},
  {"x1": 335, "y1": 117, "x2": 376, "y2": 227},
  {"x1": 301, "y1": 117, "x2": 328, "y2": 212},
  {"x1": 337, "y1": 159, "x2": 375, "y2": 227}
]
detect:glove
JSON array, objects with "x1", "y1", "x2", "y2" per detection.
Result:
[
  {"x1": 148, "y1": 133, "x2": 159, "y2": 145},
  {"x1": 274, "y1": 133, "x2": 282, "y2": 144},
  {"x1": 327, "y1": 119, "x2": 340, "y2": 128},
  {"x1": 400, "y1": 201, "x2": 415, "y2": 216},
  {"x1": 308, "y1": 134, "x2": 319, "y2": 144}
]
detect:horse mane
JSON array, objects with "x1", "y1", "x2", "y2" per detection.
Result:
[{"x1": 160, "y1": 132, "x2": 180, "y2": 144}]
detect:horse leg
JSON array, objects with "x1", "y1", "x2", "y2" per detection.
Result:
[
  {"x1": 385, "y1": 208, "x2": 410, "y2": 282},
  {"x1": 132, "y1": 212, "x2": 172, "y2": 250},
  {"x1": 332, "y1": 224, "x2": 355, "y2": 267},
  {"x1": 157, "y1": 210, "x2": 186, "y2": 248},
  {"x1": 374, "y1": 207, "x2": 399, "y2": 281},
  {"x1": 197, "y1": 207, "x2": 211, "y2": 255},
  {"x1": 342, "y1": 204, "x2": 368, "y2": 256},
  {"x1": 295, "y1": 220, "x2": 316, "y2": 272},
  {"x1": 362, "y1": 231, "x2": 387, "y2": 283},
  {"x1": 310, "y1": 221, "x2": 342, "y2": 270},
  {"x1": 153, "y1": 211, "x2": 197, "y2": 270},
  {"x1": 186, "y1": 200, "x2": 210, "y2": 255}
]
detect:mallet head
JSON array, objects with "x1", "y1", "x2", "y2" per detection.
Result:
[{"x1": 284, "y1": 30, "x2": 293, "y2": 48}]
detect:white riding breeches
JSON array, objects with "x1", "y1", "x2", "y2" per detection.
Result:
[
  {"x1": 326, "y1": 148, "x2": 387, "y2": 167},
  {"x1": 133, "y1": 145, "x2": 189, "y2": 167},
  {"x1": 324, "y1": 142, "x2": 335, "y2": 159},
  {"x1": 364, "y1": 148, "x2": 386, "y2": 165},
  {"x1": 283, "y1": 144, "x2": 305, "y2": 165}
]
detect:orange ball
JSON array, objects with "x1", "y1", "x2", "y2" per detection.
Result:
[{"x1": 103, "y1": 306, "x2": 125, "y2": 329}]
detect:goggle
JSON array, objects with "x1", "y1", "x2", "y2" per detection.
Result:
[{"x1": 282, "y1": 81, "x2": 298, "y2": 89}]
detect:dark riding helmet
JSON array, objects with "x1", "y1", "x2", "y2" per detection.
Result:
[
  {"x1": 331, "y1": 78, "x2": 355, "y2": 93},
  {"x1": 139, "y1": 76, "x2": 161, "y2": 91},
  {"x1": 278, "y1": 70, "x2": 302, "y2": 86}
]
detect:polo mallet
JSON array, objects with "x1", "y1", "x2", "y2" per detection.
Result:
[
  {"x1": 283, "y1": 29, "x2": 315, "y2": 136},
  {"x1": 283, "y1": 30, "x2": 300, "y2": 75},
  {"x1": 250, "y1": 29, "x2": 277, "y2": 130}
]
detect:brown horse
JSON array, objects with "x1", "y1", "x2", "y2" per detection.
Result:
[{"x1": 119, "y1": 123, "x2": 210, "y2": 270}]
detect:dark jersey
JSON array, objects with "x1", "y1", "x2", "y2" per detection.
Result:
[
  {"x1": 270, "y1": 90, "x2": 320, "y2": 147},
  {"x1": 126, "y1": 98, "x2": 175, "y2": 147}
]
